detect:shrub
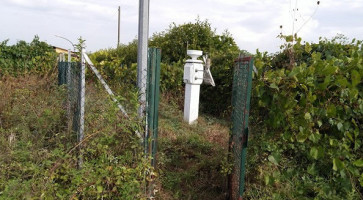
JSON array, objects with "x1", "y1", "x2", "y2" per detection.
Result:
[
  {"x1": 0, "y1": 36, "x2": 57, "y2": 76},
  {"x1": 247, "y1": 35, "x2": 363, "y2": 199}
]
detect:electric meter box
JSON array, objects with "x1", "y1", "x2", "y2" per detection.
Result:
[{"x1": 183, "y1": 61, "x2": 203, "y2": 85}]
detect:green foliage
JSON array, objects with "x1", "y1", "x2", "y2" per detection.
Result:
[
  {"x1": 150, "y1": 19, "x2": 241, "y2": 114},
  {"x1": 150, "y1": 19, "x2": 215, "y2": 63},
  {"x1": 90, "y1": 19, "x2": 242, "y2": 114},
  {"x1": 0, "y1": 75, "x2": 151, "y2": 199},
  {"x1": 88, "y1": 40, "x2": 138, "y2": 87},
  {"x1": 0, "y1": 36, "x2": 57, "y2": 76},
  {"x1": 1, "y1": 20, "x2": 361, "y2": 199},
  {"x1": 75, "y1": 36, "x2": 86, "y2": 54},
  {"x1": 247, "y1": 35, "x2": 363, "y2": 199}
]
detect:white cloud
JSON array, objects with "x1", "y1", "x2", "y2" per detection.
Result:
[{"x1": 0, "y1": 0, "x2": 362, "y2": 53}]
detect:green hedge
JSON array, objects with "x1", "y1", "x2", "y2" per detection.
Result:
[
  {"x1": 0, "y1": 36, "x2": 57, "y2": 76},
  {"x1": 248, "y1": 35, "x2": 363, "y2": 198}
]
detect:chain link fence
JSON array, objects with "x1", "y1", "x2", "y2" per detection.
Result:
[
  {"x1": 58, "y1": 61, "x2": 81, "y2": 136},
  {"x1": 58, "y1": 47, "x2": 161, "y2": 197},
  {"x1": 228, "y1": 56, "x2": 253, "y2": 200}
]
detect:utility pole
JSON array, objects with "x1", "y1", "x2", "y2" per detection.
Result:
[
  {"x1": 117, "y1": 6, "x2": 121, "y2": 48},
  {"x1": 137, "y1": 0, "x2": 150, "y2": 118}
]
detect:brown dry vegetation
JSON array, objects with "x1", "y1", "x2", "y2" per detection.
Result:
[{"x1": 156, "y1": 95, "x2": 231, "y2": 200}]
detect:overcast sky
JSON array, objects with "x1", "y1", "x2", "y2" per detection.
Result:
[{"x1": 1, "y1": 0, "x2": 362, "y2": 54}]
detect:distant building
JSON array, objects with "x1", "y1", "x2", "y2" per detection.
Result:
[{"x1": 53, "y1": 46, "x2": 78, "y2": 60}]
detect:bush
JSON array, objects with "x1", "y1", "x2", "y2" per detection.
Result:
[
  {"x1": 246, "y1": 35, "x2": 363, "y2": 199},
  {"x1": 0, "y1": 36, "x2": 57, "y2": 76},
  {"x1": 0, "y1": 75, "x2": 151, "y2": 199},
  {"x1": 90, "y1": 19, "x2": 242, "y2": 115}
]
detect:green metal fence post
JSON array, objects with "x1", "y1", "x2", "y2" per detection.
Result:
[
  {"x1": 146, "y1": 47, "x2": 161, "y2": 167},
  {"x1": 151, "y1": 48, "x2": 161, "y2": 167},
  {"x1": 228, "y1": 56, "x2": 253, "y2": 200},
  {"x1": 145, "y1": 47, "x2": 161, "y2": 198}
]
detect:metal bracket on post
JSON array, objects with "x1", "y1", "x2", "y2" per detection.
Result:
[{"x1": 203, "y1": 58, "x2": 215, "y2": 87}]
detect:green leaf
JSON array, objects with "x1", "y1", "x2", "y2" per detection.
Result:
[
  {"x1": 285, "y1": 35, "x2": 293, "y2": 42},
  {"x1": 296, "y1": 132, "x2": 308, "y2": 143},
  {"x1": 323, "y1": 65, "x2": 338, "y2": 75},
  {"x1": 268, "y1": 152, "x2": 281, "y2": 165},
  {"x1": 307, "y1": 164, "x2": 317, "y2": 175},
  {"x1": 336, "y1": 76, "x2": 349, "y2": 88},
  {"x1": 330, "y1": 139, "x2": 338, "y2": 146},
  {"x1": 300, "y1": 84, "x2": 308, "y2": 91},
  {"x1": 269, "y1": 83, "x2": 279, "y2": 91},
  {"x1": 304, "y1": 112, "x2": 311, "y2": 120},
  {"x1": 346, "y1": 132, "x2": 354, "y2": 142},
  {"x1": 337, "y1": 122, "x2": 343, "y2": 131},
  {"x1": 309, "y1": 133, "x2": 321, "y2": 143},
  {"x1": 97, "y1": 185, "x2": 103, "y2": 193},
  {"x1": 351, "y1": 70, "x2": 361, "y2": 87},
  {"x1": 349, "y1": 88, "x2": 359, "y2": 99},
  {"x1": 333, "y1": 158, "x2": 344, "y2": 171},
  {"x1": 264, "y1": 175, "x2": 274, "y2": 185},
  {"x1": 353, "y1": 159, "x2": 363, "y2": 167},
  {"x1": 319, "y1": 75, "x2": 331, "y2": 89},
  {"x1": 304, "y1": 42, "x2": 312, "y2": 53},
  {"x1": 310, "y1": 147, "x2": 319, "y2": 160},
  {"x1": 327, "y1": 104, "x2": 336, "y2": 117}
]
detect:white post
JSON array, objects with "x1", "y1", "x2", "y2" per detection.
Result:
[
  {"x1": 78, "y1": 46, "x2": 86, "y2": 168},
  {"x1": 137, "y1": 0, "x2": 150, "y2": 118},
  {"x1": 183, "y1": 50, "x2": 204, "y2": 124},
  {"x1": 184, "y1": 84, "x2": 201, "y2": 124}
]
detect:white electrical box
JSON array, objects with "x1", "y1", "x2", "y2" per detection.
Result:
[
  {"x1": 183, "y1": 63, "x2": 194, "y2": 84},
  {"x1": 183, "y1": 50, "x2": 204, "y2": 85},
  {"x1": 193, "y1": 63, "x2": 204, "y2": 84},
  {"x1": 182, "y1": 50, "x2": 217, "y2": 124},
  {"x1": 183, "y1": 62, "x2": 204, "y2": 85}
]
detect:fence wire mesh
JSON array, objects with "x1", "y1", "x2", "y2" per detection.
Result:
[
  {"x1": 58, "y1": 61, "x2": 82, "y2": 136},
  {"x1": 229, "y1": 56, "x2": 253, "y2": 200},
  {"x1": 58, "y1": 47, "x2": 161, "y2": 197},
  {"x1": 58, "y1": 59, "x2": 134, "y2": 161},
  {"x1": 137, "y1": 59, "x2": 148, "y2": 119}
]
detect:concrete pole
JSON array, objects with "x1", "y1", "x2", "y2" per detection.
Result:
[
  {"x1": 78, "y1": 46, "x2": 86, "y2": 168},
  {"x1": 137, "y1": 0, "x2": 150, "y2": 118}
]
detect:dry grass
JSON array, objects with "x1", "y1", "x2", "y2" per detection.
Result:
[{"x1": 156, "y1": 94, "x2": 231, "y2": 200}]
